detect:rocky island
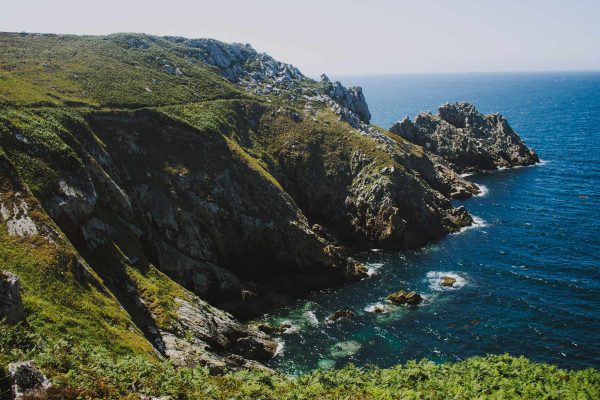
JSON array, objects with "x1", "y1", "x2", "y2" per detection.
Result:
[{"x1": 0, "y1": 32, "x2": 592, "y2": 399}]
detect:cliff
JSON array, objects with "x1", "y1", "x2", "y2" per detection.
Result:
[
  {"x1": 390, "y1": 102, "x2": 539, "y2": 173},
  {"x1": 0, "y1": 32, "x2": 542, "y2": 394},
  {"x1": 0, "y1": 32, "x2": 479, "y2": 378}
]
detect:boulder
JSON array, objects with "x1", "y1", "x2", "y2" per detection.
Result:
[
  {"x1": 0, "y1": 270, "x2": 25, "y2": 323},
  {"x1": 440, "y1": 276, "x2": 456, "y2": 287},
  {"x1": 326, "y1": 309, "x2": 354, "y2": 323},
  {"x1": 7, "y1": 361, "x2": 51, "y2": 399},
  {"x1": 386, "y1": 290, "x2": 423, "y2": 306}
]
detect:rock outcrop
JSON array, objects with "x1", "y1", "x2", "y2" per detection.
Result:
[
  {"x1": 159, "y1": 296, "x2": 277, "y2": 373},
  {"x1": 7, "y1": 361, "x2": 51, "y2": 399},
  {"x1": 0, "y1": 270, "x2": 24, "y2": 323},
  {"x1": 321, "y1": 75, "x2": 371, "y2": 124},
  {"x1": 390, "y1": 102, "x2": 539, "y2": 173},
  {"x1": 326, "y1": 309, "x2": 354, "y2": 323},
  {"x1": 386, "y1": 290, "x2": 423, "y2": 306}
]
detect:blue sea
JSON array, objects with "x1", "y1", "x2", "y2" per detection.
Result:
[{"x1": 265, "y1": 72, "x2": 600, "y2": 374}]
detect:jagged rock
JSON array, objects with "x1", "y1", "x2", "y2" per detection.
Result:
[
  {"x1": 0, "y1": 270, "x2": 25, "y2": 323},
  {"x1": 386, "y1": 290, "x2": 423, "y2": 306},
  {"x1": 159, "y1": 297, "x2": 277, "y2": 372},
  {"x1": 440, "y1": 276, "x2": 456, "y2": 287},
  {"x1": 321, "y1": 75, "x2": 371, "y2": 124},
  {"x1": 390, "y1": 102, "x2": 539, "y2": 173},
  {"x1": 7, "y1": 361, "x2": 51, "y2": 399},
  {"x1": 327, "y1": 309, "x2": 354, "y2": 323}
]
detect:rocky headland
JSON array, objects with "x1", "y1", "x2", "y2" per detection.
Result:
[
  {"x1": 390, "y1": 102, "x2": 539, "y2": 173},
  {"x1": 0, "y1": 32, "x2": 540, "y2": 394}
]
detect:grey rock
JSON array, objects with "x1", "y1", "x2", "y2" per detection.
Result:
[
  {"x1": 322, "y1": 75, "x2": 371, "y2": 124},
  {"x1": 390, "y1": 102, "x2": 539, "y2": 173},
  {"x1": 7, "y1": 361, "x2": 51, "y2": 399},
  {"x1": 0, "y1": 270, "x2": 25, "y2": 324},
  {"x1": 126, "y1": 37, "x2": 149, "y2": 49},
  {"x1": 162, "y1": 64, "x2": 183, "y2": 76},
  {"x1": 160, "y1": 296, "x2": 277, "y2": 373}
]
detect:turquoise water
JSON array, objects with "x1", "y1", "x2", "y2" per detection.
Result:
[{"x1": 266, "y1": 72, "x2": 600, "y2": 374}]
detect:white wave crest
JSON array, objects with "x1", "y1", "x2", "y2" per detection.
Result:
[
  {"x1": 366, "y1": 262, "x2": 384, "y2": 277},
  {"x1": 426, "y1": 271, "x2": 467, "y2": 291},
  {"x1": 364, "y1": 302, "x2": 390, "y2": 314},
  {"x1": 274, "y1": 338, "x2": 285, "y2": 356},
  {"x1": 452, "y1": 216, "x2": 487, "y2": 235},
  {"x1": 476, "y1": 184, "x2": 489, "y2": 197}
]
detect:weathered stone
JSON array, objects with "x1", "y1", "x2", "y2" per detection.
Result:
[
  {"x1": 0, "y1": 270, "x2": 25, "y2": 323},
  {"x1": 7, "y1": 361, "x2": 51, "y2": 399},
  {"x1": 327, "y1": 309, "x2": 354, "y2": 323},
  {"x1": 440, "y1": 276, "x2": 457, "y2": 287},
  {"x1": 386, "y1": 290, "x2": 423, "y2": 306},
  {"x1": 321, "y1": 75, "x2": 371, "y2": 124},
  {"x1": 390, "y1": 102, "x2": 539, "y2": 173}
]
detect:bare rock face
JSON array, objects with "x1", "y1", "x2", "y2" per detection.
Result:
[
  {"x1": 7, "y1": 361, "x2": 51, "y2": 399},
  {"x1": 0, "y1": 270, "x2": 25, "y2": 324},
  {"x1": 390, "y1": 102, "x2": 539, "y2": 173},
  {"x1": 321, "y1": 75, "x2": 371, "y2": 124},
  {"x1": 159, "y1": 296, "x2": 277, "y2": 373}
]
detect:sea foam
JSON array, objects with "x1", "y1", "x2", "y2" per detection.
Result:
[{"x1": 426, "y1": 271, "x2": 467, "y2": 291}]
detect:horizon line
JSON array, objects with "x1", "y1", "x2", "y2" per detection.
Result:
[{"x1": 3, "y1": 31, "x2": 599, "y2": 78}]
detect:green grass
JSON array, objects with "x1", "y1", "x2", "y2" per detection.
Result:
[{"x1": 0, "y1": 33, "x2": 247, "y2": 108}]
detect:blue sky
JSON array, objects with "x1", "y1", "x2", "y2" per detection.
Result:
[{"x1": 2, "y1": 0, "x2": 599, "y2": 75}]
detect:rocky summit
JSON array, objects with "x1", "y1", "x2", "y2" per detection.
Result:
[
  {"x1": 0, "y1": 32, "x2": 545, "y2": 396},
  {"x1": 390, "y1": 102, "x2": 539, "y2": 173}
]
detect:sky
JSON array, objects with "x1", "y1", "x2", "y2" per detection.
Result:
[{"x1": 1, "y1": 0, "x2": 599, "y2": 76}]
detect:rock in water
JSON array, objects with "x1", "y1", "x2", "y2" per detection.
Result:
[
  {"x1": 0, "y1": 270, "x2": 25, "y2": 323},
  {"x1": 8, "y1": 361, "x2": 51, "y2": 399},
  {"x1": 329, "y1": 340, "x2": 362, "y2": 358},
  {"x1": 440, "y1": 276, "x2": 457, "y2": 287},
  {"x1": 390, "y1": 102, "x2": 539, "y2": 173},
  {"x1": 326, "y1": 309, "x2": 355, "y2": 323},
  {"x1": 386, "y1": 290, "x2": 423, "y2": 305}
]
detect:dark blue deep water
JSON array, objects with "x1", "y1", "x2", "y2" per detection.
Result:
[{"x1": 266, "y1": 72, "x2": 600, "y2": 374}]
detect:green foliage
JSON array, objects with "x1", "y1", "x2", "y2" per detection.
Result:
[
  {"x1": 11, "y1": 343, "x2": 600, "y2": 400},
  {"x1": 0, "y1": 33, "x2": 246, "y2": 108}
]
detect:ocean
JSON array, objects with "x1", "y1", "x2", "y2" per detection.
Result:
[{"x1": 265, "y1": 72, "x2": 600, "y2": 374}]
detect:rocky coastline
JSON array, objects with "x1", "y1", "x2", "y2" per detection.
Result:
[{"x1": 0, "y1": 32, "x2": 539, "y2": 389}]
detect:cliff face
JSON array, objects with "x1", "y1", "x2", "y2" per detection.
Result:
[
  {"x1": 0, "y1": 32, "x2": 486, "y2": 373},
  {"x1": 390, "y1": 102, "x2": 539, "y2": 173}
]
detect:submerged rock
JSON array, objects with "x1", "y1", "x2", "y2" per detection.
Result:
[
  {"x1": 329, "y1": 340, "x2": 362, "y2": 358},
  {"x1": 0, "y1": 270, "x2": 25, "y2": 323},
  {"x1": 390, "y1": 102, "x2": 539, "y2": 173},
  {"x1": 386, "y1": 290, "x2": 423, "y2": 306}
]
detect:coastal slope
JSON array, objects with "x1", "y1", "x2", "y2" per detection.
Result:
[{"x1": 0, "y1": 31, "x2": 542, "y2": 396}]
